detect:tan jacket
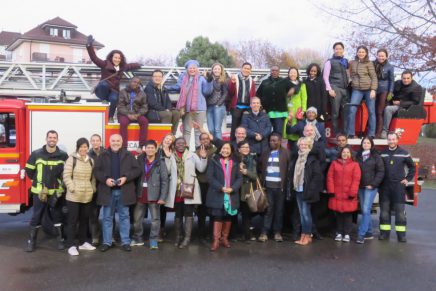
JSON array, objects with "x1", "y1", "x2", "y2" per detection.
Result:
[
  {"x1": 63, "y1": 152, "x2": 96, "y2": 203},
  {"x1": 350, "y1": 60, "x2": 378, "y2": 91}
]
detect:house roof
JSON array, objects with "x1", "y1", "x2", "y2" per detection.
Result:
[
  {"x1": 0, "y1": 31, "x2": 22, "y2": 46},
  {"x1": 6, "y1": 17, "x2": 104, "y2": 51},
  {"x1": 41, "y1": 17, "x2": 77, "y2": 29}
]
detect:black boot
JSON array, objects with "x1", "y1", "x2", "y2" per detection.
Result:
[
  {"x1": 26, "y1": 226, "x2": 39, "y2": 252},
  {"x1": 179, "y1": 217, "x2": 193, "y2": 249},
  {"x1": 174, "y1": 218, "x2": 182, "y2": 247},
  {"x1": 379, "y1": 230, "x2": 390, "y2": 241},
  {"x1": 55, "y1": 225, "x2": 65, "y2": 250},
  {"x1": 397, "y1": 232, "x2": 407, "y2": 243}
]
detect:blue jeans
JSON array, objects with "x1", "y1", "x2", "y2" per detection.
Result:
[
  {"x1": 102, "y1": 190, "x2": 131, "y2": 246},
  {"x1": 262, "y1": 188, "x2": 284, "y2": 234},
  {"x1": 295, "y1": 191, "x2": 312, "y2": 234},
  {"x1": 206, "y1": 105, "x2": 226, "y2": 139},
  {"x1": 95, "y1": 80, "x2": 119, "y2": 119},
  {"x1": 358, "y1": 188, "x2": 377, "y2": 238},
  {"x1": 347, "y1": 89, "x2": 376, "y2": 136}
]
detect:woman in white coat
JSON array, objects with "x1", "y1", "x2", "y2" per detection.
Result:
[{"x1": 165, "y1": 137, "x2": 207, "y2": 248}]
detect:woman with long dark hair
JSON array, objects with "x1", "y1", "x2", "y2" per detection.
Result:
[
  {"x1": 283, "y1": 67, "x2": 307, "y2": 146},
  {"x1": 86, "y1": 35, "x2": 141, "y2": 122},
  {"x1": 206, "y1": 142, "x2": 242, "y2": 251},
  {"x1": 373, "y1": 49, "x2": 395, "y2": 138},
  {"x1": 305, "y1": 63, "x2": 327, "y2": 120},
  {"x1": 347, "y1": 46, "x2": 378, "y2": 138},
  {"x1": 355, "y1": 136, "x2": 384, "y2": 243},
  {"x1": 237, "y1": 140, "x2": 258, "y2": 241}
]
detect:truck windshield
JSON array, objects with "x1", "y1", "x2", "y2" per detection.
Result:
[{"x1": 0, "y1": 113, "x2": 16, "y2": 148}]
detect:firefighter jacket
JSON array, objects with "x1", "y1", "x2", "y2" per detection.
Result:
[
  {"x1": 25, "y1": 145, "x2": 69, "y2": 196},
  {"x1": 380, "y1": 146, "x2": 415, "y2": 203}
]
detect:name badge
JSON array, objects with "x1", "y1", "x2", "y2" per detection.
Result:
[{"x1": 142, "y1": 182, "x2": 148, "y2": 187}]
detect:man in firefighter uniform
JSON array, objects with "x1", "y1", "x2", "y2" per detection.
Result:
[
  {"x1": 25, "y1": 130, "x2": 69, "y2": 252},
  {"x1": 379, "y1": 132, "x2": 415, "y2": 242}
]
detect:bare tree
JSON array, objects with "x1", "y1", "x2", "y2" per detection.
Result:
[
  {"x1": 135, "y1": 55, "x2": 175, "y2": 66},
  {"x1": 312, "y1": 0, "x2": 435, "y2": 90},
  {"x1": 224, "y1": 39, "x2": 298, "y2": 69}
]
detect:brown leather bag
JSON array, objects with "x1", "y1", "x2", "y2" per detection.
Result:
[{"x1": 179, "y1": 178, "x2": 196, "y2": 199}]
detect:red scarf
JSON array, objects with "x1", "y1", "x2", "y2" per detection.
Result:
[{"x1": 176, "y1": 73, "x2": 199, "y2": 111}]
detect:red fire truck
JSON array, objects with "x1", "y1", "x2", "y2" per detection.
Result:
[{"x1": 0, "y1": 98, "x2": 171, "y2": 214}]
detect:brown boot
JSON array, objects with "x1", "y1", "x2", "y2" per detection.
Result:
[
  {"x1": 221, "y1": 221, "x2": 232, "y2": 248},
  {"x1": 210, "y1": 222, "x2": 223, "y2": 251}
]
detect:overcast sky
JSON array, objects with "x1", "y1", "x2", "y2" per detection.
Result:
[{"x1": 1, "y1": 0, "x2": 345, "y2": 63}]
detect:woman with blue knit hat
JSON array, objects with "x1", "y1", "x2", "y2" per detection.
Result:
[{"x1": 166, "y1": 60, "x2": 213, "y2": 147}]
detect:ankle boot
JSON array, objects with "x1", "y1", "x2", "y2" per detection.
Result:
[
  {"x1": 210, "y1": 222, "x2": 223, "y2": 251},
  {"x1": 179, "y1": 217, "x2": 193, "y2": 249},
  {"x1": 174, "y1": 218, "x2": 183, "y2": 247},
  {"x1": 221, "y1": 221, "x2": 232, "y2": 248},
  {"x1": 26, "y1": 226, "x2": 39, "y2": 252}
]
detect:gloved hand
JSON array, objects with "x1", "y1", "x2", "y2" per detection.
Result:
[
  {"x1": 87, "y1": 35, "x2": 94, "y2": 47},
  {"x1": 387, "y1": 93, "x2": 393, "y2": 101},
  {"x1": 38, "y1": 187, "x2": 49, "y2": 202}
]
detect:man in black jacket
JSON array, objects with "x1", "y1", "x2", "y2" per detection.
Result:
[
  {"x1": 379, "y1": 132, "x2": 415, "y2": 242},
  {"x1": 381, "y1": 70, "x2": 423, "y2": 138},
  {"x1": 145, "y1": 69, "x2": 180, "y2": 135},
  {"x1": 25, "y1": 130, "x2": 68, "y2": 252},
  {"x1": 93, "y1": 134, "x2": 141, "y2": 252}
]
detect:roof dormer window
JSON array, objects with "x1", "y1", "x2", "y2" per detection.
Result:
[
  {"x1": 63, "y1": 29, "x2": 71, "y2": 39},
  {"x1": 49, "y1": 28, "x2": 58, "y2": 37}
]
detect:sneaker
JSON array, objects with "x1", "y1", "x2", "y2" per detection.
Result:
[
  {"x1": 108, "y1": 117, "x2": 114, "y2": 123},
  {"x1": 99, "y1": 244, "x2": 111, "y2": 252},
  {"x1": 68, "y1": 246, "x2": 79, "y2": 256},
  {"x1": 342, "y1": 235, "x2": 351, "y2": 243},
  {"x1": 364, "y1": 233, "x2": 374, "y2": 240},
  {"x1": 130, "y1": 239, "x2": 145, "y2": 246},
  {"x1": 250, "y1": 235, "x2": 257, "y2": 241},
  {"x1": 258, "y1": 233, "x2": 268, "y2": 242},
  {"x1": 356, "y1": 237, "x2": 365, "y2": 244},
  {"x1": 79, "y1": 242, "x2": 96, "y2": 251},
  {"x1": 122, "y1": 244, "x2": 132, "y2": 252},
  {"x1": 91, "y1": 239, "x2": 100, "y2": 247},
  {"x1": 274, "y1": 233, "x2": 283, "y2": 242},
  {"x1": 335, "y1": 234, "x2": 343, "y2": 241},
  {"x1": 149, "y1": 240, "x2": 159, "y2": 250},
  {"x1": 380, "y1": 131, "x2": 387, "y2": 139}
]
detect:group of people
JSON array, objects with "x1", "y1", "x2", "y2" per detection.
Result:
[
  {"x1": 24, "y1": 125, "x2": 415, "y2": 256},
  {"x1": 23, "y1": 39, "x2": 421, "y2": 256}
]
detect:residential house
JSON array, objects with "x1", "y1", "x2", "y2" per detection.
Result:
[
  {"x1": 0, "y1": 31, "x2": 21, "y2": 61},
  {"x1": 4, "y1": 17, "x2": 104, "y2": 63}
]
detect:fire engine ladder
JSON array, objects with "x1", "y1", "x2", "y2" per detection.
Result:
[{"x1": 0, "y1": 61, "x2": 302, "y2": 100}]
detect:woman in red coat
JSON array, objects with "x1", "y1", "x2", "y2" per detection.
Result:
[{"x1": 327, "y1": 146, "x2": 361, "y2": 243}]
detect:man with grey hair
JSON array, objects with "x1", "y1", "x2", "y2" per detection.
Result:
[
  {"x1": 241, "y1": 96, "x2": 272, "y2": 155},
  {"x1": 93, "y1": 134, "x2": 141, "y2": 252},
  {"x1": 286, "y1": 106, "x2": 326, "y2": 144}
]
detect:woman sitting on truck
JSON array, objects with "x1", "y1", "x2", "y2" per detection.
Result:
[{"x1": 86, "y1": 35, "x2": 141, "y2": 122}]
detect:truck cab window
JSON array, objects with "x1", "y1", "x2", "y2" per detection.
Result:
[{"x1": 0, "y1": 113, "x2": 16, "y2": 148}]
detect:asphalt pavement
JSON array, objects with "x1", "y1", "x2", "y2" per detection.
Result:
[{"x1": 0, "y1": 189, "x2": 435, "y2": 291}]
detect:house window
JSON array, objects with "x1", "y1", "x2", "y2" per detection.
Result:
[
  {"x1": 50, "y1": 28, "x2": 58, "y2": 37},
  {"x1": 63, "y1": 29, "x2": 71, "y2": 39}
]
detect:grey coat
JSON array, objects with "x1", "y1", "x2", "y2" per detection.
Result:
[
  {"x1": 165, "y1": 151, "x2": 207, "y2": 208},
  {"x1": 136, "y1": 154, "x2": 169, "y2": 201}
]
